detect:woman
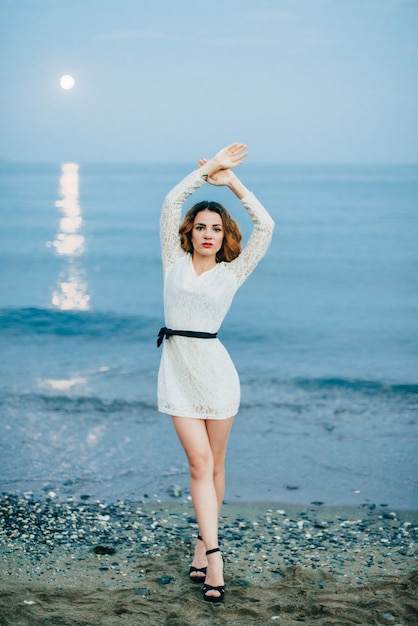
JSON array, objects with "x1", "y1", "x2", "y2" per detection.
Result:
[{"x1": 157, "y1": 143, "x2": 274, "y2": 602}]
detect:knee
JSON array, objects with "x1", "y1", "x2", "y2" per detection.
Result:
[
  {"x1": 213, "y1": 457, "x2": 225, "y2": 479},
  {"x1": 188, "y1": 451, "x2": 213, "y2": 481}
]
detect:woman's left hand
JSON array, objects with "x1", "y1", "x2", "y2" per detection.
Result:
[{"x1": 197, "y1": 159, "x2": 237, "y2": 186}]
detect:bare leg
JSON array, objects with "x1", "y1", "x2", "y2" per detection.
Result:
[
  {"x1": 172, "y1": 416, "x2": 234, "y2": 596},
  {"x1": 188, "y1": 416, "x2": 235, "y2": 579},
  {"x1": 206, "y1": 417, "x2": 234, "y2": 513}
]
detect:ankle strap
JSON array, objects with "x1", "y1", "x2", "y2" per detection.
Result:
[{"x1": 206, "y1": 547, "x2": 220, "y2": 556}]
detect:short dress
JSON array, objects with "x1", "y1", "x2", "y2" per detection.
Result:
[{"x1": 157, "y1": 168, "x2": 274, "y2": 419}]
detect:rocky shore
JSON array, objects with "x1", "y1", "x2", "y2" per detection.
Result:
[{"x1": 1, "y1": 494, "x2": 417, "y2": 625}]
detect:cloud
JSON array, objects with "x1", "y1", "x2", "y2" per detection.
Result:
[
  {"x1": 199, "y1": 35, "x2": 328, "y2": 49},
  {"x1": 96, "y1": 30, "x2": 166, "y2": 42},
  {"x1": 247, "y1": 10, "x2": 299, "y2": 21}
]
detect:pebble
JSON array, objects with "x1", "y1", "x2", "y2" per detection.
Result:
[
  {"x1": 92, "y1": 546, "x2": 116, "y2": 555},
  {"x1": 235, "y1": 579, "x2": 251, "y2": 587},
  {"x1": 135, "y1": 588, "x2": 149, "y2": 595},
  {"x1": 159, "y1": 575, "x2": 173, "y2": 585},
  {"x1": 0, "y1": 494, "x2": 416, "y2": 580},
  {"x1": 167, "y1": 485, "x2": 182, "y2": 498},
  {"x1": 382, "y1": 511, "x2": 397, "y2": 520}
]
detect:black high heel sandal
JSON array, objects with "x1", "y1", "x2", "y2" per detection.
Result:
[
  {"x1": 202, "y1": 547, "x2": 225, "y2": 603},
  {"x1": 189, "y1": 535, "x2": 207, "y2": 583}
]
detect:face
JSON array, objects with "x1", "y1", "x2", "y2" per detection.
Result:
[{"x1": 191, "y1": 210, "x2": 224, "y2": 259}]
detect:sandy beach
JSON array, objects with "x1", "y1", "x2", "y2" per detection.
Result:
[{"x1": 0, "y1": 495, "x2": 417, "y2": 625}]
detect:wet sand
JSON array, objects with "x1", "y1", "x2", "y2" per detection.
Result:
[{"x1": 1, "y1": 495, "x2": 417, "y2": 625}]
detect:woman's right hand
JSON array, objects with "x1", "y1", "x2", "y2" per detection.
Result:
[
  {"x1": 197, "y1": 143, "x2": 249, "y2": 180},
  {"x1": 197, "y1": 156, "x2": 250, "y2": 199},
  {"x1": 197, "y1": 159, "x2": 237, "y2": 187}
]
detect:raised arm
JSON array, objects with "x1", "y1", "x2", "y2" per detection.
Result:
[
  {"x1": 197, "y1": 161, "x2": 275, "y2": 286},
  {"x1": 230, "y1": 189, "x2": 274, "y2": 287},
  {"x1": 160, "y1": 169, "x2": 205, "y2": 269},
  {"x1": 160, "y1": 143, "x2": 249, "y2": 269}
]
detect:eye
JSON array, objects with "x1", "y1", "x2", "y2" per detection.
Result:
[
  {"x1": 196, "y1": 225, "x2": 204, "y2": 231},
  {"x1": 214, "y1": 227, "x2": 222, "y2": 232}
]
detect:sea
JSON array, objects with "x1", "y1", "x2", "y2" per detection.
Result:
[{"x1": 1, "y1": 162, "x2": 417, "y2": 509}]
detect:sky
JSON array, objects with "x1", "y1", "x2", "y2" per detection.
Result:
[{"x1": 1, "y1": 0, "x2": 418, "y2": 163}]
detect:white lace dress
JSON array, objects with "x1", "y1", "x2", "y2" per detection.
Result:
[{"x1": 158, "y1": 169, "x2": 274, "y2": 419}]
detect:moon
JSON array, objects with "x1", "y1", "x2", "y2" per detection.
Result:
[{"x1": 60, "y1": 75, "x2": 75, "y2": 90}]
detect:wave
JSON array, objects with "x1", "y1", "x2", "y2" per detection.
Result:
[
  {"x1": 0, "y1": 307, "x2": 276, "y2": 346},
  {"x1": 244, "y1": 376, "x2": 418, "y2": 397},
  {"x1": 0, "y1": 391, "x2": 156, "y2": 415},
  {"x1": 291, "y1": 377, "x2": 418, "y2": 395},
  {"x1": 0, "y1": 307, "x2": 159, "y2": 341},
  {"x1": 1, "y1": 375, "x2": 416, "y2": 419}
]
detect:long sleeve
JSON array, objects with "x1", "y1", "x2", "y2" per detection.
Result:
[
  {"x1": 160, "y1": 169, "x2": 205, "y2": 270},
  {"x1": 228, "y1": 193, "x2": 274, "y2": 287}
]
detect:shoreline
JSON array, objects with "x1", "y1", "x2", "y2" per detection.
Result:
[{"x1": 1, "y1": 495, "x2": 417, "y2": 625}]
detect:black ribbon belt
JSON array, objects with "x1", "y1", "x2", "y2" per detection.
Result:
[{"x1": 157, "y1": 326, "x2": 218, "y2": 348}]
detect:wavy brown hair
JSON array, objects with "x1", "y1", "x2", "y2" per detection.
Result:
[{"x1": 179, "y1": 201, "x2": 242, "y2": 262}]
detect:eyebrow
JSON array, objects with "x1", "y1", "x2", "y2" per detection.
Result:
[{"x1": 195, "y1": 222, "x2": 223, "y2": 227}]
